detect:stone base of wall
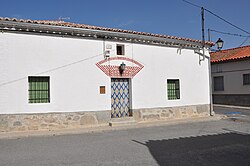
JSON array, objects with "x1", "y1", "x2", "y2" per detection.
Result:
[
  {"x1": 0, "y1": 110, "x2": 111, "y2": 132},
  {"x1": 133, "y1": 104, "x2": 210, "y2": 122},
  {"x1": 213, "y1": 94, "x2": 250, "y2": 107},
  {"x1": 0, "y1": 104, "x2": 211, "y2": 133}
]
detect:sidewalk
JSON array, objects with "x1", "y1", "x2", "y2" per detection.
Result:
[
  {"x1": 0, "y1": 114, "x2": 223, "y2": 139},
  {"x1": 214, "y1": 104, "x2": 250, "y2": 110}
]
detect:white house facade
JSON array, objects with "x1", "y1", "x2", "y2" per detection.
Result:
[{"x1": 0, "y1": 17, "x2": 213, "y2": 132}]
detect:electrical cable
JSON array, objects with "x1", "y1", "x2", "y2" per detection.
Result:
[
  {"x1": 210, "y1": 29, "x2": 249, "y2": 47},
  {"x1": 204, "y1": 9, "x2": 250, "y2": 35},
  {"x1": 239, "y1": 37, "x2": 249, "y2": 47},
  {"x1": 209, "y1": 29, "x2": 250, "y2": 38},
  {"x1": 0, "y1": 53, "x2": 103, "y2": 87},
  {"x1": 182, "y1": 0, "x2": 250, "y2": 35},
  {"x1": 182, "y1": 0, "x2": 201, "y2": 8},
  {"x1": 0, "y1": 42, "x2": 133, "y2": 87}
]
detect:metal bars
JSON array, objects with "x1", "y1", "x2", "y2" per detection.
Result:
[
  {"x1": 167, "y1": 79, "x2": 180, "y2": 100},
  {"x1": 243, "y1": 74, "x2": 250, "y2": 85},
  {"x1": 213, "y1": 76, "x2": 224, "y2": 91},
  {"x1": 28, "y1": 76, "x2": 50, "y2": 103},
  {"x1": 111, "y1": 78, "x2": 130, "y2": 118}
]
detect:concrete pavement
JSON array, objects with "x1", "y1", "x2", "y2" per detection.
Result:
[
  {"x1": 0, "y1": 104, "x2": 248, "y2": 140},
  {"x1": 214, "y1": 104, "x2": 250, "y2": 116},
  {"x1": 214, "y1": 105, "x2": 250, "y2": 123},
  {"x1": 0, "y1": 105, "x2": 249, "y2": 165},
  {"x1": 0, "y1": 115, "x2": 222, "y2": 140},
  {"x1": 0, "y1": 116, "x2": 250, "y2": 166}
]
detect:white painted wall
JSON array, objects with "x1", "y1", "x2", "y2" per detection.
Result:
[
  {"x1": 0, "y1": 32, "x2": 210, "y2": 114},
  {"x1": 131, "y1": 44, "x2": 210, "y2": 109},
  {"x1": 100, "y1": 40, "x2": 210, "y2": 109},
  {"x1": 0, "y1": 33, "x2": 110, "y2": 114},
  {"x1": 212, "y1": 60, "x2": 250, "y2": 94}
]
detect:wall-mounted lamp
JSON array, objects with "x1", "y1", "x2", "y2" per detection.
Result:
[
  {"x1": 119, "y1": 62, "x2": 126, "y2": 74},
  {"x1": 216, "y1": 38, "x2": 224, "y2": 50}
]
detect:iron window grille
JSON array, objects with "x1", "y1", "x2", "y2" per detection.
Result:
[
  {"x1": 243, "y1": 74, "x2": 250, "y2": 85},
  {"x1": 167, "y1": 79, "x2": 180, "y2": 100},
  {"x1": 28, "y1": 76, "x2": 50, "y2": 103},
  {"x1": 213, "y1": 76, "x2": 224, "y2": 91}
]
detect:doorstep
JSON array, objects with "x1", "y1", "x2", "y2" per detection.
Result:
[{"x1": 109, "y1": 117, "x2": 137, "y2": 127}]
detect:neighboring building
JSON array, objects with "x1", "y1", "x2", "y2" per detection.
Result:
[
  {"x1": 211, "y1": 45, "x2": 250, "y2": 107},
  {"x1": 0, "y1": 17, "x2": 213, "y2": 132}
]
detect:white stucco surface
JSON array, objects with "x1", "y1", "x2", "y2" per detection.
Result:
[
  {"x1": 131, "y1": 44, "x2": 210, "y2": 109},
  {"x1": 0, "y1": 32, "x2": 210, "y2": 114}
]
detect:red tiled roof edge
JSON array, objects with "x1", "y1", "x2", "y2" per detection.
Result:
[
  {"x1": 211, "y1": 45, "x2": 250, "y2": 63},
  {"x1": 0, "y1": 17, "x2": 214, "y2": 46}
]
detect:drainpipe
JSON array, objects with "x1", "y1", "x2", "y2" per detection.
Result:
[
  {"x1": 208, "y1": 53, "x2": 214, "y2": 116},
  {"x1": 196, "y1": 48, "x2": 214, "y2": 116},
  {"x1": 201, "y1": 7, "x2": 213, "y2": 116}
]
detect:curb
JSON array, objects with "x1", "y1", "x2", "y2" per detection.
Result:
[
  {"x1": 214, "y1": 104, "x2": 250, "y2": 110},
  {"x1": 0, "y1": 115, "x2": 223, "y2": 140}
]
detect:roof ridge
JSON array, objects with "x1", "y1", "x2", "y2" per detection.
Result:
[
  {"x1": 216, "y1": 45, "x2": 250, "y2": 53},
  {"x1": 0, "y1": 16, "x2": 214, "y2": 46},
  {"x1": 211, "y1": 45, "x2": 250, "y2": 63}
]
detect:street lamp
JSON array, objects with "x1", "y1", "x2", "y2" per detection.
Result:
[{"x1": 216, "y1": 38, "x2": 224, "y2": 50}]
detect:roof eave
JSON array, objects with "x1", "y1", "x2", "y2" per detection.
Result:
[{"x1": 0, "y1": 20, "x2": 213, "y2": 49}]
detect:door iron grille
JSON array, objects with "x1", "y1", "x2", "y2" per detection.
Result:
[{"x1": 111, "y1": 78, "x2": 130, "y2": 118}]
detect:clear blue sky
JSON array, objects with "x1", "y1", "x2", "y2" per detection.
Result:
[{"x1": 1, "y1": 0, "x2": 249, "y2": 50}]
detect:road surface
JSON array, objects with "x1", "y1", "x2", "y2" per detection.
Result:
[{"x1": 0, "y1": 114, "x2": 250, "y2": 166}]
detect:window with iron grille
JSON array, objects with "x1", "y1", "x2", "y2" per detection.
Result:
[
  {"x1": 213, "y1": 76, "x2": 224, "y2": 91},
  {"x1": 243, "y1": 74, "x2": 250, "y2": 85},
  {"x1": 28, "y1": 76, "x2": 50, "y2": 103},
  {"x1": 167, "y1": 79, "x2": 180, "y2": 100}
]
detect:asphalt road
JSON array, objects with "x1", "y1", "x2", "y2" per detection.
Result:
[
  {"x1": 214, "y1": 105, "x2": 250, "y2": 116},
  {"x1": 0, "y1": 117, "x2": 250, "y2": 166},
  {"x1": 214, "y1": 105, "x2": 250, "y2": 123}
]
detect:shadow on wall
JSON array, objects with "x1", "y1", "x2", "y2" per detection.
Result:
[
  {"x1": 213, "y1": 94, "x2": 250, "y2": 107},
  {"x1": 133, "y1": 132, "x2": 250, "y2": 166}
]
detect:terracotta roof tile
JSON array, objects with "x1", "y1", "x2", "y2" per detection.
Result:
[
  {"x1": 211, "y1": 45, "x2": 250, "y2": 63},
  {"x1": 0, "y1": 17, "x2": 214, "y2": 46}
]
